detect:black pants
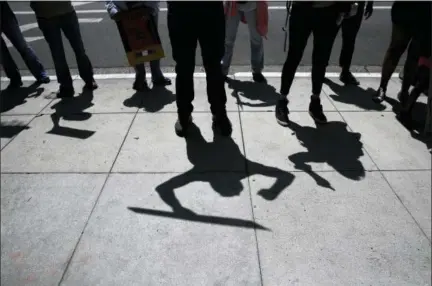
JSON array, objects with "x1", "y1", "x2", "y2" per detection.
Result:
[
  {"x1": 167, "y1": 1, "x2": 227, "y2": 119},
  {"x1": 280, "y1": 5, "x2": 339, "y2": 96},
  {"x1": 339, "y1": 2, "x2": 365, "y2": 69}
]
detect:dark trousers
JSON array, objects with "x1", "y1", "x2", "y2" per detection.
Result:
[
  {"x1": 167, "y1": 1, "x2": 227, "y2": 119},
  {"x1": 0, "y1": 2, "x2": 47, "y2": 82},
  {"x1": 339, "y1": 2, "x2": 365, "y2": 70},
  {"x1": 280, "y1": 5, "x2": 339, "y2": 96},
  {"x1": 37, "y1": 11, "x2": 93, "y2": 90}
]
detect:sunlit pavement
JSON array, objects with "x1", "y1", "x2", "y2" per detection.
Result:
[{"x1": 1, "y1": 72, "x2": 430, "y2": 285}]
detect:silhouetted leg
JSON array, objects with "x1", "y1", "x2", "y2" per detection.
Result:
[
  {"x1": 280, "y1": 5, "x2": 312, "y2": 96},
  {"x1": 155, "y1": 171, "x2": 197, "y2": 214},
  {"x1": 167, "y1": 7, "x2": 198, "y2": 120},
  {"x1": 378, "y1": 24, "x2": 411, "y2": 91},
  {"x1": 61, "y1": 11, "x2": 94, "y2": 84}
]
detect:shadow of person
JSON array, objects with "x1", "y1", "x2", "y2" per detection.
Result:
[
  {"x1": 0, "y1": 120, "x2": 30, "y2": 139},
  {"x1": 47, "y1": 88, "x2": 95, "y2": 139},
  {"x1": 50, "y1": 87, "x2": 94, "y2": 120},
  {"x1": 155, "y1": 123, "x2": 295, "y2": 215},
  {"x1": 324, "y1": 78, "x2": 386, "y2": 111},
  {"x1": 123, "y1": 86, "x2": 175, "y2": 112},
  {"x1": 227, "y1": 78, "x2": 280, "y2": 109},
  {"x1": 0, "y1": 82, "x2": 44, "y2": 113},
  {"x1": 287, "y1": 120, "x2": 366, "y2": 191}
]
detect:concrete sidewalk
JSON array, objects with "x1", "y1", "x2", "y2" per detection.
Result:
[{"x1": 1, "y1": 73, "x2": 431, "y2": 286}]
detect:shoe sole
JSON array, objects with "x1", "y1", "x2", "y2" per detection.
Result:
[{"x1": 276, "y1": 117, "x2": 289, "y2": 127}]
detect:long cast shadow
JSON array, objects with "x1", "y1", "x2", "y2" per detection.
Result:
[
  {"x1": 128, "y1": 207, "x2": 269, "y2": 230},
  {"x1": 47, "y1": 88, "x2": 95, "y2": 139},
  {"x1": 130, "y1": 123, "x2": 295, "y2": 230},
  {"x1": 287, "y1": 120, "x2": 366, "y2": 191}
]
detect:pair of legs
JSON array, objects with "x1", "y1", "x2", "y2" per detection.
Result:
[
  {"x1": 167, "y1": 2, "x2": 231, "y2": 137},
  {"x1": 37, "y1": 11, "x2": 96, "y2": 97},
  {"x1": 373, "y1": 23, "x2": 417, "y2": 103},
  {"x1": 132, "y1": 10, "x2": 170, "y2": 90},
  {"x1": 222, "y1": 6, "x2": 264, "y2": 82},
  {"x1": 338, "y1": 2, "x2": 365, "y2": 85},
  {"x1": 277, "y1": 5, "x2": 339, "y2": 125},
  {"x1": 0, "y1": 2, "x2": 48, "y2": 87}
]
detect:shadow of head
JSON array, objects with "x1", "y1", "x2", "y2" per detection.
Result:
[
  {"x1": 124, "y1": 86, "x2": 175, "y2": 112},
  {"x1": 210, "y1": 176, "x2": 244, "y2": 197},
  {"x1": 228, "y1": 79, "x2": 279, "y2": 107},
  {"x1": 289, "y1": 120, "x2": 366, "y2": 180},
  {"x1": 1, "y1": 83, "x2": 44, "y2": 113},
  {"x1": 324, "y1": 78, "x2": 386, "y2": 111}
]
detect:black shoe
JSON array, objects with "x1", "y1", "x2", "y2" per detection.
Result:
[
  {"x1": 175, "y1": 115, "x2": 192, "y2": 137},
  {"x1": 133, "y1": 80, "x2": 149, "y2": 92},
  {"x1": 339, "y1": 71, "x2": 359, "y2": 85},
  {"x1": 56, "y1": 87, "x2": 74, "y2": 98},
  {"x1": 36, "y1": 76, "x2": 50, "y2": 84},
  {"x1": 309, "y1": 97, "x2": 327, "y2": 124},
  {"x1": 252, "y1": 72, "x2": 266, "y2": 83},
  {"x1": 397, "y1": 91, "x2": 409, "y2": 106},
  {"x1": 212, "y1": 113, "x2": 232, "y2": 136},
  {"x1": 84, "y1": 80, "x2": 98, "y2": 90},
  {"x1": 152, "y1": 77, "x2": 172, "y2": 87},
  {"x1": 6, "y1": 79, "x2": 23, "y2": 90},
  {"x1": 275, "y1": 98, "x2": 289, "y2": 126},
  {"x1": 372, "y1": 88, "x2": 386, "y2": 103}
]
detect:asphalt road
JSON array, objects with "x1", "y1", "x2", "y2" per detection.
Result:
[{"x1": 3, "y1": 1, "x2": 399, "y2": 72}]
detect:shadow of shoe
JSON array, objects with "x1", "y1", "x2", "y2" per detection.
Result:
[
  {"x1": 142, "y1": 86, "x2": 176, "y2": 112},
  {"x1": 228, "y1": 78, "x2": 280, "y2": 109},
  {"x1": 1, "y1": 82, "x2": 45, "y2": 113},
  {"x1": 324, "y1": 78, "x2": 386, "y2": 111}
]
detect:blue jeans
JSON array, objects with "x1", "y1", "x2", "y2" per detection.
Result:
[
  {"x1": 37, "y1": 11, "x2": 93, "y2": 90},
  {"x1": 134, "y1": 10, "x2": 164, "y2": 82},
  {"x1": 0, "y1": 2, "x2": 47, "y2": 82}
]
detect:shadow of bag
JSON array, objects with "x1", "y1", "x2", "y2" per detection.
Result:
[{"x1": 116, "y1": 8, "x2": 165, "y2": 66}]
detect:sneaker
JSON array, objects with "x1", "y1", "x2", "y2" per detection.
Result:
[
  {"x1": 133, "y1": 80, "x2": 149, "y2": 92},
  {"x1": 175, "y1": 115, "x2": 192, "y2": 137},
  {"x1": 36, "y1": 76, "x2": 50, "y2": 84},
  {"x1": 56, "y1": 87, "x2": 74, "y2": 98},
  {"x1": 309, "y1": 97, "x2": 327, "y2": 124},
  {"x1": 212, "y1": 113, "x2": 232, "y2": 136},
  {"x1": 275, "y1": 98, "x2": 289, "y2": 126},
  {"x1": 252, "y1": 72, "x2": 266, "y2": 83},
  {"x1": 6, "y1": 79, "x2": 23, "y2": 90},
  {"x1": 372, "y1": 87, "x2": 386, "y2": 103},
  {"x1": 84, "y1": 80, "x2": 98, "y2": 90},
  {"x1": 152, "y1": 77, "x2": 172, "y2": 87},
  {"x1": 339, "y1": 71, "x2": 359, "y2": 85}
]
